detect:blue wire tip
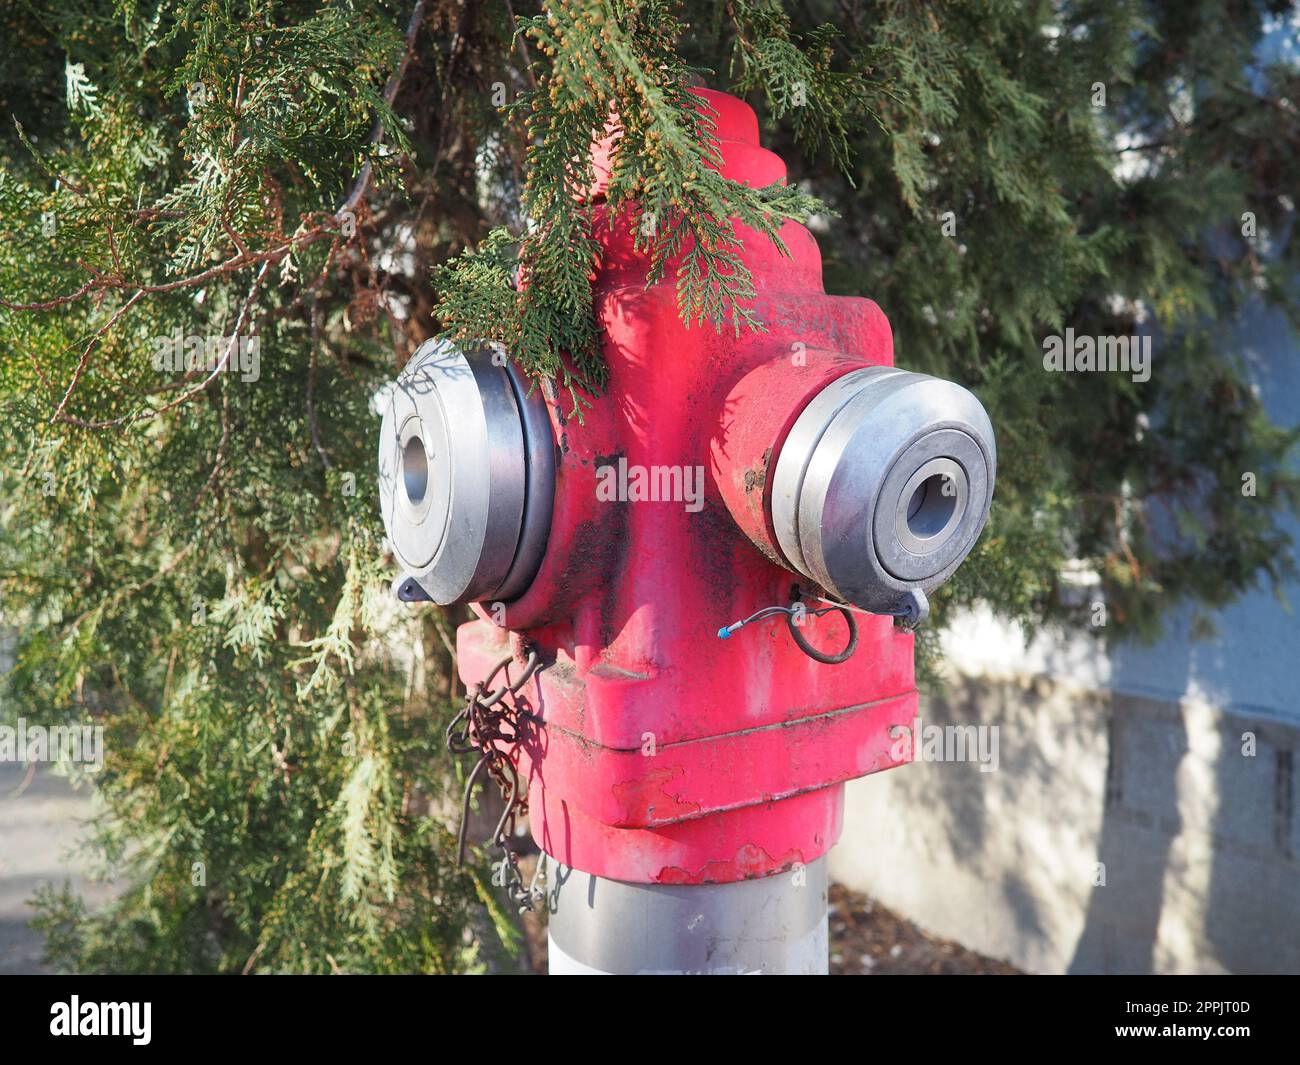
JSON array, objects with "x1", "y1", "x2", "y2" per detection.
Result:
[{"x1": 717, "y1": 626, "x2": 731, "y2": 639}]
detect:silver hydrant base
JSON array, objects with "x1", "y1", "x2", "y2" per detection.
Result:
[{"x1": 543, "y1": 854, "x2": 829, "y2": 975}]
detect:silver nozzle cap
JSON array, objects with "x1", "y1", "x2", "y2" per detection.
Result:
[
  {"x1": 377, "y1": 338, "x2": 554, "y2": 605},
  {"x1": 770, "y1": 366, "x2": 996, "y2": 614}
]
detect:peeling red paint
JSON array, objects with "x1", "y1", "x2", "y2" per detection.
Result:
[
  {"x1": 611, "y1": 766, "x2": 701, "y2": 823},
  {"x1": 656, "y1": 845, "x2": 806, "y2": 885}
]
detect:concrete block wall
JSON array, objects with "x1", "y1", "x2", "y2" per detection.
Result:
[{"x1": 830, "y1": 669, "x2": 1300, "y2": 974}]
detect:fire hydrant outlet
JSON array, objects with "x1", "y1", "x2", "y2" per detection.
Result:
[
  {"x1": 771, "y1": 366, "x2": 996, "y2": 613},
  {"x1": 378, "y1": 338, "x2": 554, "y2": 605}
]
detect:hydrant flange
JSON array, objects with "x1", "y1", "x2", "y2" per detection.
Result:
[
  {"x1": 770, "y1": 365, "x2": 996, "y2": 614},
  {"x1": 378, "y1": 338, "x2": 555, "y2": 605}
]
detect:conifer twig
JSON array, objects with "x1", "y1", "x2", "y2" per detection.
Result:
[
  {"x1": 54, "y1": 262, "x2": 271, "y2": 429},
  {"x1": 337, "y1": 0, "x2": 427, "y2": 221},
  {"x1": 49, "y1": 289, "x2": 144, "y2": 423}
]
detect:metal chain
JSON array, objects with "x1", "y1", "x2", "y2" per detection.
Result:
[{"x1": 446, "y1": 648, "x2": 542, "y2": 912}]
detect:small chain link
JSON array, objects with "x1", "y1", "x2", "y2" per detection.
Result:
[{"x1": 446, "y1": 648, "x2": 542, "y2": 912}]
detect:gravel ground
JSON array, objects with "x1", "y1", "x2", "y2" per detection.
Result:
[{"x1": 828, "y1": 882, "x2": 1020, "y2": 975}]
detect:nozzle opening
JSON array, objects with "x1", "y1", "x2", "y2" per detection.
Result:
[{"x1": 403, "y1": 436, "x2": 429, "y2": 505}]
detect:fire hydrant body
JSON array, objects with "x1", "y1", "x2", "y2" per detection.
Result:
[{"x1": 379, "y1": 89, "x2": 996, "y2": 973}]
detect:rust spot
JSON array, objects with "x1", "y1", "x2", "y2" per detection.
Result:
[{"x1": 742, "y1": 447, "x2": 773, "y2": 495}]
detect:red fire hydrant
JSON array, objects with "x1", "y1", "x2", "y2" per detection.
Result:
[{"x1": 378, "y1": 89, "x2": 995, "y2": 974}]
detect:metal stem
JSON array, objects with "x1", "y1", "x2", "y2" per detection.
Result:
[{"x1": 543, "y1": 854, "x2": 829, "y2": 975}]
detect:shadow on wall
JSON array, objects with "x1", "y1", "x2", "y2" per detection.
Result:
[
  {"x1": 1066, "y1": 694, "x2": 1189, "y2": 973},
  {"x1": 1203, "y1": 708, "x2": 1297, "y2": 972},
  {"x1": 1057, "y1": 617, "x2": 1192, "y2": 974},
  {"x1": 1064, "y1": 686, "x2": 1297, "y2": 974},
  {"x1": 1065, "y1": 293, "x2": 1300, "y2": 972},
  {"x1": 835, "y1": 643, "x2": 1300, "y2": 973}
]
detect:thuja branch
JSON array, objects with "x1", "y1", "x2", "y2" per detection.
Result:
[
  {"x1": 433, "y1": 0, "x2": 823, "y2": 414},
  {"x1": 3, "y1": 0, "x2": 431, "y2": 431}
]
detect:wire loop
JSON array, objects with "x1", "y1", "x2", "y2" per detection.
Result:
[{"x1": 787, "y1": 604, "x2": 858, "y2": 664}]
